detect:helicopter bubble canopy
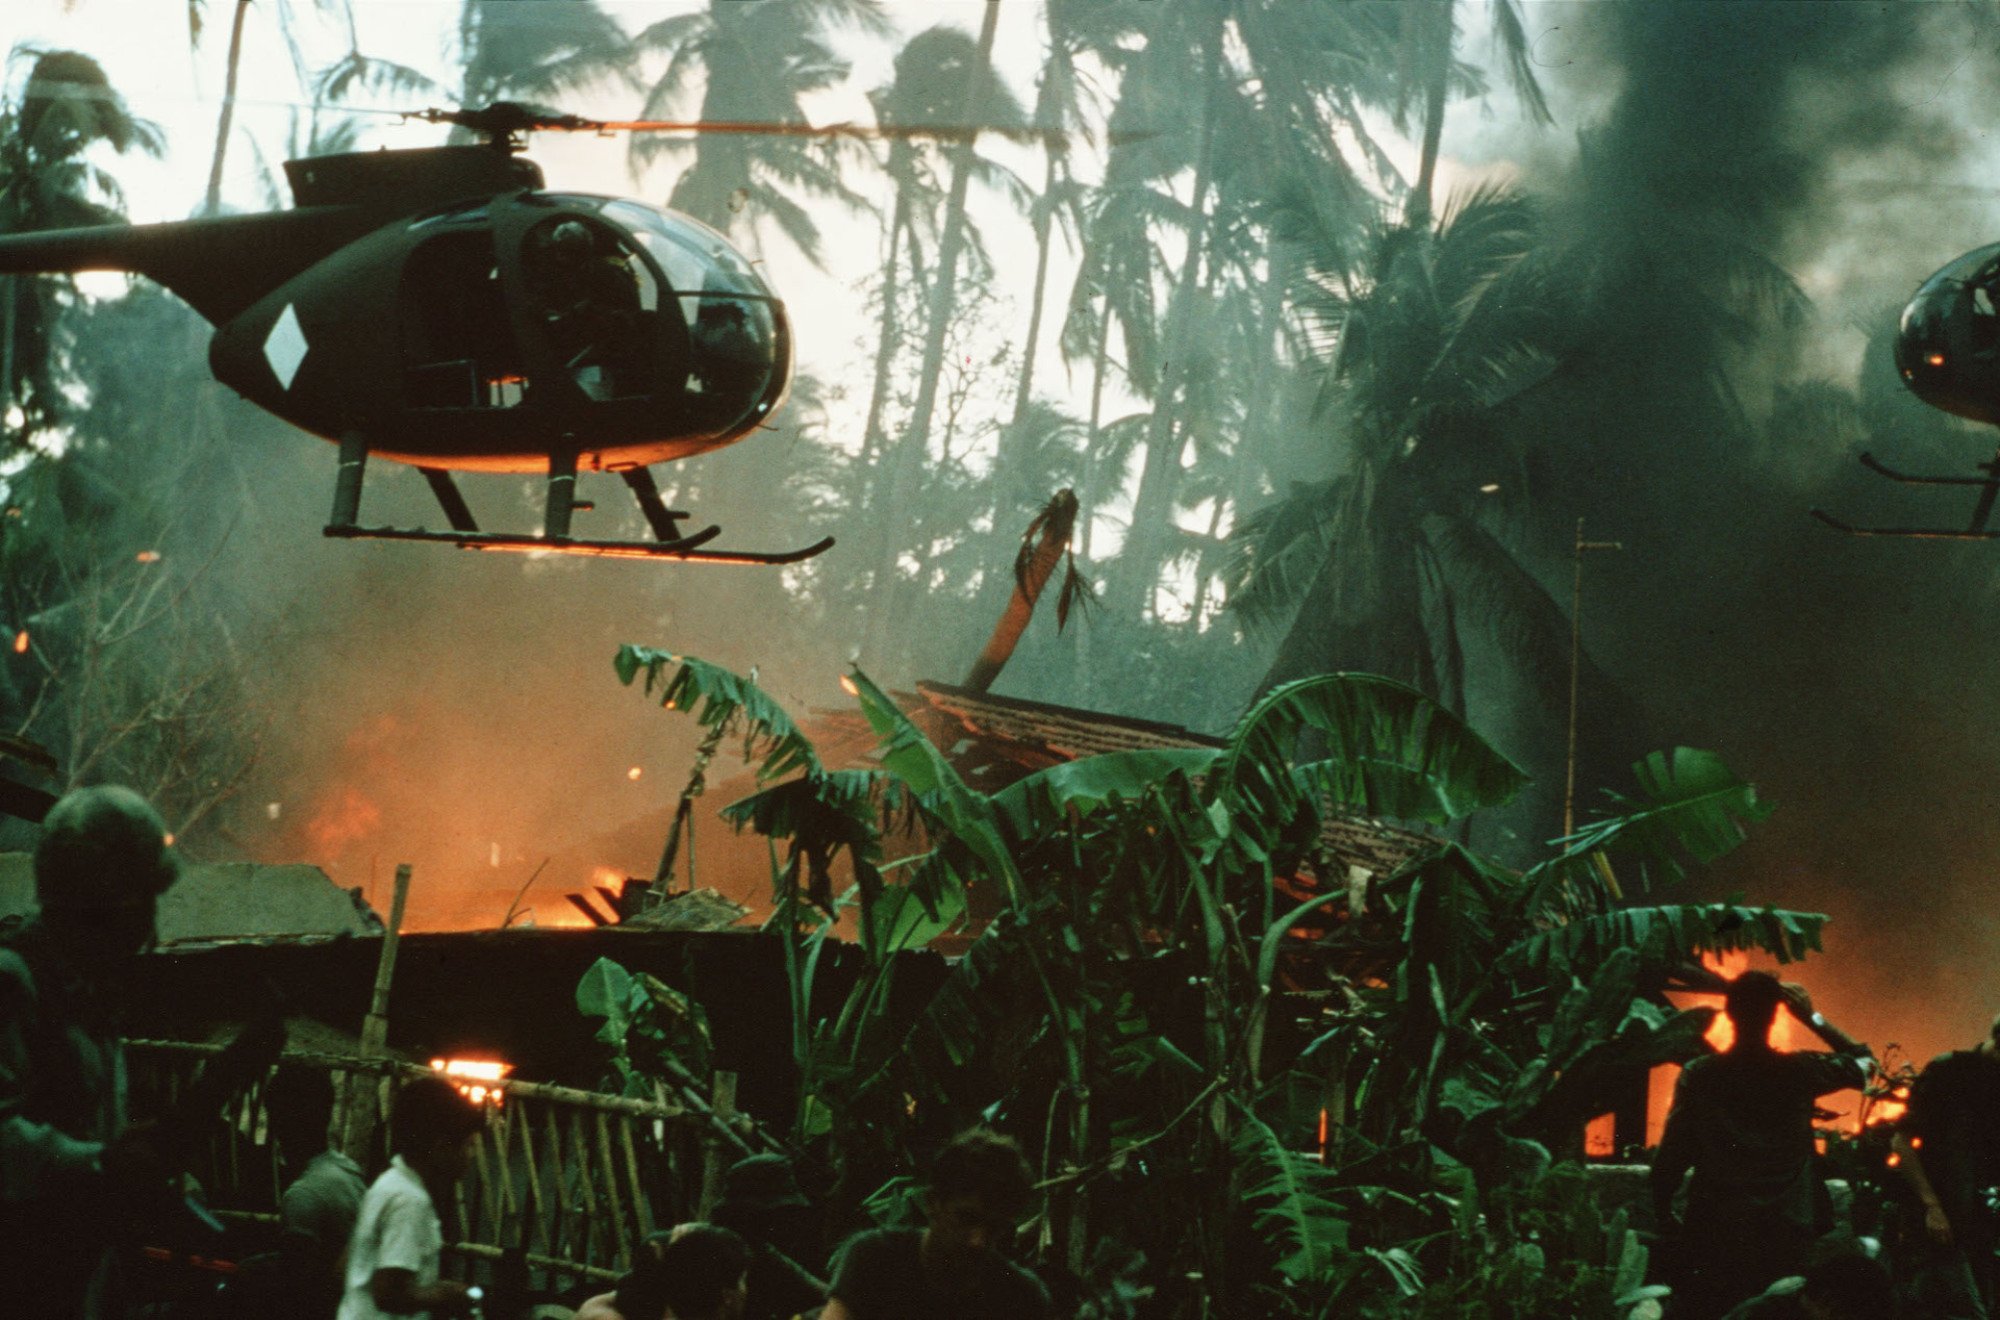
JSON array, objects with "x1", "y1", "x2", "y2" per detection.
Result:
[{"x1": 1896, "y1": 242, "x2": 2000, "y2": 425}]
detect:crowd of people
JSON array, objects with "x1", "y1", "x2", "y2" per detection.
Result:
[{"x1": 6, "y1": 783, "x2": 2000, "y2": 1318}]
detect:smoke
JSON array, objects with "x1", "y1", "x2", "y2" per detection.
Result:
[{"x1": 1483, "y1": 1, "x2": 2000, "y2": 1067}]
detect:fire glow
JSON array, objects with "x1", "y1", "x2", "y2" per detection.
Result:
[
  {"x1": 1643, "y1": 951, "x2": 1820, "y2": 1147},
  {"x1": 431, "y1": 1057, "x2": 512, "y2": 1106}
]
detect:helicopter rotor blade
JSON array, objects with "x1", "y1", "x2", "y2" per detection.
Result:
[
  {"x1": 585, "y1": 118, "x2": 1146, "y2": 146},
  {"x1": 403, "y1": 106, "x2": 1150, "y2": 148}
]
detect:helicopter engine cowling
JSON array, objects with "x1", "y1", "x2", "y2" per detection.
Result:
[{"x1": 1896, "y1": 242, "x2": 2000, "y2": 426}]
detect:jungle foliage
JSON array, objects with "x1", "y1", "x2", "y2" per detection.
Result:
[{"x1": 601, "y1": 645, "x2": 1826, "y2": 1318}]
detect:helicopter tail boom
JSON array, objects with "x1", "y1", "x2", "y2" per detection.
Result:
[{"x1": 0, "y1": 208, "x2": 368, "y2": 325}]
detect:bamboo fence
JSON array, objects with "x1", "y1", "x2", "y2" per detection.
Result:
[{"x1": 125, "y1": 1040, "x2": 759, "y2": 1285}]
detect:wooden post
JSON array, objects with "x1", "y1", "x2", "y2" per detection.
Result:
[
  {"x1": 343, "y1": 864, "x2": 412, "y2": 1154},
  {"x1": 698, "y1": 1071, "x2": 738, "y2": 1218}
]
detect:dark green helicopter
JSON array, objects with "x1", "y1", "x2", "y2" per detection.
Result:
[
  {"x1": 1815, "y1": 243, "x2": 2000, "y2": 540},
  {"x1": 0, "y1": 104, "x2": 861, "y2": 564}
]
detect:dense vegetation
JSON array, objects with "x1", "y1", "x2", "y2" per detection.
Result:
[{"x1": 591, "y1": 645, "x2": 1829, "y2": 1317}]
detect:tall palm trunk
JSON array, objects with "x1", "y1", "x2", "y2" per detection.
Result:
[
  {"x1": 1077, "y1": 295, "x2": 1113, "y2": 560},
  {"x1": 859, "y1": 192, "x2": 911, "y2": 471},
  {"x1": 1198, "y1": 275, "x2": 1288, "y2": 623},
  {"x1": 863, "y1": 0, "x2": 1002, "y2": 659},
  {"x1": 1007, "y1": 48, "x2": 1072, "y2": 432},
  {"x1": 202, "y1": 0, "x2": 252, "y2": 217},
  {"x1": 1106, "y1": 23, "x2": 1225, "y2": 622},
  {"x1": 1408, "y1": 0, "x2": 1454, "y2": 227}
]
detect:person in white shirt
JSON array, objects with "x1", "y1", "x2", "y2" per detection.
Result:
[{"x1": 338, "y1": 1075, "x2": 485, "y2": 1320}]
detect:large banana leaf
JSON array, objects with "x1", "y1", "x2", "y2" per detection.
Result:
[
  {"x1": 720, "y1": 768, "x2": 894, "y2": 914},
  {"x1": 1503, "y1": 949, "x2": 1713, "y2": 1135},
  {"x1": 846, "y1": 668, "x2": 1024, "y2": 906},
  {"x1": 989, "y1": 747, "x2": 1219, "y2": 840},
  {"x1": 1548, "y1": 748, "x2": 1774, "y2": 894},
  {"x1": 1213, "y1": 672, "x2": 1526, "y2": 827},
  {"x1": 853, "y1": 903, "x2": 1046, "y2": 1113},
  {"x1": 1500, "y1": 902, "x2": 1827, "y2": 980},
  {"x1": 615, "y1": 645, "x2": 821, "y2": 782}
]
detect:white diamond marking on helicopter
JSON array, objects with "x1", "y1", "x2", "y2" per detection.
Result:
[{"x1": 264, "y1": 304, "x2": 308, "y2": 390}]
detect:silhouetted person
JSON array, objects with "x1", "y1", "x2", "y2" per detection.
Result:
[
  {"x1": 823, "y1": 1129, "x2": 1050, "y2": 1320},
  {"x1": 1891, "y1": 1012, "x2": 2000, "y2": 1319},
  {"x1": 711, "y1": 1154, "x2": 826, "y2": 1320},
  {"x1": 659, "y1": 1224, "x2": 751, "y2": 1320},
  {"x1": 337, "y1": 1075, "x2": 485, "y2": 1320},
  {"x1": 1652, "y1": 972, "x2": 1872, "y2": 1319},
  {"x1": 576, "y1": 1223, "x2": 750, "y2": 1320},
  {"x1": 532, "y1": 218, "x2": 648, "y2": 399},
  {"x1": 0, "y1": 784, "x2": 181, "y2": 1320},
  {"x1": 270, "y1": 1067, "x2": 367, "y2": 1319}
]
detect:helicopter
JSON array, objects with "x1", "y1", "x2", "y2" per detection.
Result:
[
  {"x1": 1813, "y1": 242, "x2": 2000, "y2": 540},
  {"x1": 0, "y1": 102, "x2": 899, "y2": 565}
]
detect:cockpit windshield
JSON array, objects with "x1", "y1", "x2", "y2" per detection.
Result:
[
  {"x1": 535, "y1": 197, "x2": 789, "y2": 432},
  {"x1": 570, "y1": 197, "x2": 771, "y2": 298}
]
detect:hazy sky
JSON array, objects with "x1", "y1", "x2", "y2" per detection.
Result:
[{"x1": 3, "y1": 0, "x2": 1518, "y2": 555}]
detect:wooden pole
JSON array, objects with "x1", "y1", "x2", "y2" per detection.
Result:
[
  {"x1": 343, "y1": 863, "x2": 412, "y2": 1153},
  {"x1": 698, "y1": 1070, "x2": 739, "y2": 1218},
  {"x1": 1563, "y1": 522, "x2": 1623, "y2": 837}
]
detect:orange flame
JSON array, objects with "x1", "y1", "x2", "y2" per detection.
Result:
[
  {"x1": 839, "y1": 674, "x2": 859, "y2": 697},
  {"x1": 1866, "y1": 1085, "x2": 1910, "y2": 1129},
  {"x1": 431, "y1": 1057, "x2": 511, "y2": 1107},
  {"x1": 627, "y1": 766, "x2": 643, "y2": 781},
  {"x1": 305, "y1": 784, "x2": 382, "y2": 858},
  {"x1": 135, "y1": 550, "x2": 160, "y2": 564},
  {"x1": 11, "y1": 630, "x2": 26, "y2": 655}
]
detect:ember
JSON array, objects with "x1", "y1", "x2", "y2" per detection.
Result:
[{"x1": 431, "y1": 1057, "x2": 511, "y2": 1106}]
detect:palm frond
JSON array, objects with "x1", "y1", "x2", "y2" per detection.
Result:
[{"x1": 1231, "y1": 1105, "x2": 1352, "y2": 1285}]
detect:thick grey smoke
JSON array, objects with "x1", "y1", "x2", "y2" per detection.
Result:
[{"x1": 1499, "y1": 1, "x2": 2000, "y2": 1066}]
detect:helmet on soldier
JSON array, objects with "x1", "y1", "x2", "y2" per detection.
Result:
[{"x1": 34, "y1": 785, "x2": 179, "y2": 912}]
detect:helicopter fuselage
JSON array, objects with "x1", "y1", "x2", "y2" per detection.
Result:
[{"x1": 0, "y1": 145, "x2": 792, "y2": 475}]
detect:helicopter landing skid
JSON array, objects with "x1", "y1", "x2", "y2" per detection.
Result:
[
  {"x1": 322, "y1": 434, "x2": 834, "y2": 565},
  {"x1": 1810, "y1": 448, "x2": 2000, "y2": 540}
]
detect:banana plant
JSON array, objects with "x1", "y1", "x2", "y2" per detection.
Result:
[{"x1": 614, "y1": 645, "x2": 1828, "y2": 1315}]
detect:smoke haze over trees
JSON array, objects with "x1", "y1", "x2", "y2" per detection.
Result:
[{"x1": 6, "y1": 1, "x2": 2000, "y2": 1061}]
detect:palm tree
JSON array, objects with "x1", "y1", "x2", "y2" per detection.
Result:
[
  {"x1": 1231, "y1": 185, "x2": 1568, "y2": 718},
  {"x1": 456, "y1": 0, "x2": 636, "y2": 110},
  {"x1": 1002, "y1": 0, "x2": 1143, "y2": 431},
  {"x1": 1382, "y1": 0, "x2": 1550, "y2": 226},
  {"x1": 1098, "y1": 0, "x2": 1401, "y2": 623},
  {"x1": 858, "y1": 11, "x2": 1031, "y2": 656},
  {"x1": 0, "y1": 47, "x2": 161, "y2": 448},
  {"x1": 629, "y1": 0, "x2": 888, "y2": 264}
]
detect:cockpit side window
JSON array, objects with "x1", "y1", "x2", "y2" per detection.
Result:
[{"x1": 523, "y1": 215, "x2": 677, "y2": 403}]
